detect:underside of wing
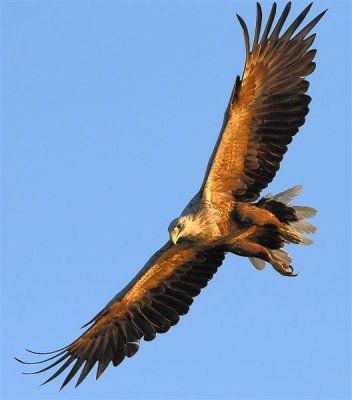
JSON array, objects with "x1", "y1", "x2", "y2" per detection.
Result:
[
  {"x1": 16, "y1": 242, "x2": 225, "y2": 389},
  {"x1": 202, "y1": 2, "x2": 326, "y2": 203}
]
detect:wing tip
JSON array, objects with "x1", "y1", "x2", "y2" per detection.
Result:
[
  {"x1": 320, "y1": 8, "x2": 329, "y2": 18},
  {"x1": 235, "y1": 13, "x2": 244, "y2": 26},
  {"x1": 236, "y1": 13, "x2": 250, "y2": 56}
]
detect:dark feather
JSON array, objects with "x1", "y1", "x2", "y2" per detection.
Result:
[
  {"x1": 269, "y1": 2, "x2": 291, "y2": 41},
  {"x1": 293, "y1": 10, "x2": 327, "y2": 41},
  {"x1": 60, "y1": 358, "x2": 85, "y2": 390},
  {"x1": 23, "y1": 353, "x2": 70, "y2": 375},
  {"x1": 75, "y1": 358, "x2": 97, "y2": 387},
  {"x1": 236, "y1": 14, "x2": 250, "y2": 57},
  {"x1": 281, "y1": 3, "x2": 313, "y2": 41},
  {"x1": 260, "y1": 2, "x2": 277, "y2": 43},
  {"x1": 253, "y1": 3, "x2": 262, "y2": 47},
  {"x1": 42, "y1": 356, "x2": 75, "y2": 386}
]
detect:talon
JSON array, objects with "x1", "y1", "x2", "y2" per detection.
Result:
[
  {"x1": 271, "y1": 259, "x2": 298, "y2": 277},
  {"x1": 287, "y1": 266, "x2": 299, "y2": 277},
  {"x1": 280, "y1": 265, "x2": 298, "y2": 277}
]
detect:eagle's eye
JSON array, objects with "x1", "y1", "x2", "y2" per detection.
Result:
[{"x1": 177, "y1": 223, "x2": 183, "y2": 230}]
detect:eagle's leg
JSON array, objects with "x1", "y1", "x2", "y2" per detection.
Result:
[
  {"x1": 230, "y1": 225, "x2": 257, "y2": 241},
  {"x1": 235, "y1": 202, "x2": 302, "y2": 244},
  {"x1": 228, "y1": 238, "x2": 296, "y2": 277}
]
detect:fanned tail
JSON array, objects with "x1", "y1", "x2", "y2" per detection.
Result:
[{"x1": 259, "y1": 185, "x2": 316, "y2": 244}]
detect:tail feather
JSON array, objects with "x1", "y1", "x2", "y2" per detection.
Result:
[
  {"x1": 249, "y1": 257, "x2": 266, "y2": 270},
  {"x1": 293, "y1": 206, "x2": 317, "y2": 219},
  {"x1": 270, "y1": 185, "x2": 302, "y2": 204},
  {"x1": 290, "y1": 220, "x2": 316, "y2": 234},
  {"x1": 295, "y1": 234, "x2": 313, "y2": 245},
  {"x1": 286, "y1": 187, "x2": 317, "y2": 246},
  {"x1": 290, "y1": 219, "x2": 316, "y2": 246}
]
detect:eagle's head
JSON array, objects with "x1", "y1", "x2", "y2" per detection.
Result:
[{"x1": 168, "y1": 215, "x2": 195, "y2": 244}]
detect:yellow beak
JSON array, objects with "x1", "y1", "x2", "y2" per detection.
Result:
[{"x1": 170, "y1": 229, "x2": 179, "y2": 245}]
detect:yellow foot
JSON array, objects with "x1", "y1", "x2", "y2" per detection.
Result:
[
  {"x1": 269, "y1": 251, "x2": 298, "y2": 277},
  {"x1": 279, "y1": 227, "x2": 303, "y2": 244}
]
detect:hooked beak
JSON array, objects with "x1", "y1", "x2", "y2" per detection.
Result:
[{"x1": 170, "y1": 229, "x2": 180, "y2": 245}]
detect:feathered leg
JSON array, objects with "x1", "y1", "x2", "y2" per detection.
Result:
[
  {"x1": 228, "y1": 238, "x2": 296, "y2": 277},
  {"x1": 235, "y1": 202, "x2": 303, "y2": 244}
]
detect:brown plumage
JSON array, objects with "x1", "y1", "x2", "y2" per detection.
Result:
[
  {"x1": 202, "y1": 2, "x2": 323, "y2": 204},
  {"x1": 16, "y1": 2, "x2": 325, "y2": 389},
  {"x1": 18, "y1": 244, "x2": 225, "y2": 389}
]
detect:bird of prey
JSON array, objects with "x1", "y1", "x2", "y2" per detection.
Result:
[{"x1": 16, "y1": 2, "x2": 325, "y2": 389}]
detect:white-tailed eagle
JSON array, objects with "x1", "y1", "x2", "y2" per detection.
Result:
[{"x1": 16, "y1": 2, "x2": 325, "y2": 389}]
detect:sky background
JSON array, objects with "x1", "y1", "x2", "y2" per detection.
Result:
[{"x1": 2, "y1": 1, "x2": 351, "y2": 399}]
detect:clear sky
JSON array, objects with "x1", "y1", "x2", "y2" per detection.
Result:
[{"x1": 2, "y1": 1, "x2": 351, "y2": 399}]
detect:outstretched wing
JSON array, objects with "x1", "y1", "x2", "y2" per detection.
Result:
[
  {"x1": 201, "y1": 2, "x2": 326, "y2": 204},
  {"x1": 16, "y1": 243, "x2": 225, "y2": 389}
]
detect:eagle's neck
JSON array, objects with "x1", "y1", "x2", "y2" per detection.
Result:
[{"x1": 181, "y1": 205, "x2": 222, "y2": 244}]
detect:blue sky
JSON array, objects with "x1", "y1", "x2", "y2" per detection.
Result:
[{"x1": 2, "y1": 1, "x2": 351, "y2": 399}]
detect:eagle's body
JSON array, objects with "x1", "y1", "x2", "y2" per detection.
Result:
[
  {"x1": 171, "y1": 189, "x2": 307, "y2": 275},
  {"x1": 17, "y1": 2, "x2": 325, "y2": 390}
]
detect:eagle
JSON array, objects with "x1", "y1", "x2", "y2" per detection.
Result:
[{"x1": 16, "y1": 2, "x2": 326, "y2": 389}]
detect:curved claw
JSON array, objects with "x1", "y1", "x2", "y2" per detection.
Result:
[
  {"x1": 270, "y1": 258, "x2": 299, "y2": 277},
  {"x1": 284, "y1": 265, "x2": 299, "y2": 277}
]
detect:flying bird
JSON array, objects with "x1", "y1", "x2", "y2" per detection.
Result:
[{"x1": 17, "y1": 2, "x2": 326, "y2": 389}]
